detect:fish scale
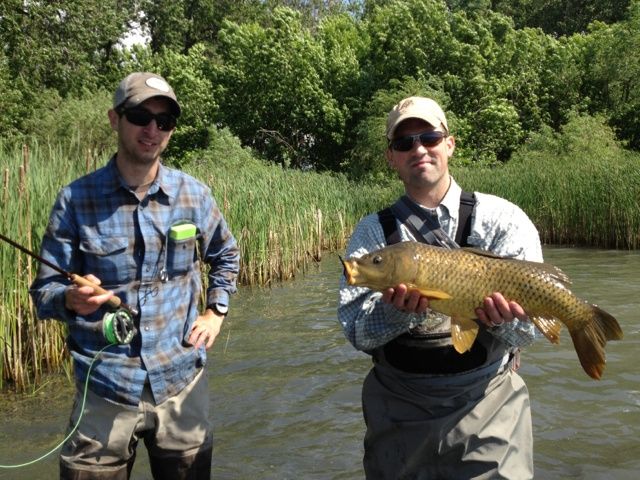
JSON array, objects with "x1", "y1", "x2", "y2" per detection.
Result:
[{"x1": 342, "y1": 241, "x2": 623, "y2": 379}]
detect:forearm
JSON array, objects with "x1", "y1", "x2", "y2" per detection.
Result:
[
  {"x1": 30, "y1": 275, "x2": 75, "y2": 322},
  {"x1": 487, "y1": 320, "x2": 537, "y2": 348},
  {"x1": 338, "y1": 281, "x2": 417, "y2": 351}
]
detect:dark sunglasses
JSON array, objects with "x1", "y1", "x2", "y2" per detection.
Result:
[
  {"x1": 119, "y1": 108, "x2": 177, "y2": 132},
  {"x1": 390, "y1": 131, "x2": 447, "y2": 152}
]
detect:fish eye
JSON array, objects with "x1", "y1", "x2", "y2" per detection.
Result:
[{"x1": 372, "y1": 255, "x2": 383, "y2": 264}]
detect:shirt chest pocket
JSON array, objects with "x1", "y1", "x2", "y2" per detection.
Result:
[
  {"x1": 166, "y1": 235, "x2": 197, "y2": 276},
  {"x1": 79, "y1": 236, "x2": 131, "y2": 284}
]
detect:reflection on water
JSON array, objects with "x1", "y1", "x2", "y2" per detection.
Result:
[{"x1": 0, "y1": 247, "x2": 638, "y2": 479}]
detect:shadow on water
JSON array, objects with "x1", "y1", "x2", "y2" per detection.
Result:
[{"x1": 0, "y1": 247, "x2": 638, "y2": 479}]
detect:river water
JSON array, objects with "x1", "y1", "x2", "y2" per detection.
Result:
[{"x1": 0, "y1": 247, "x2": 638, "y2": 479}]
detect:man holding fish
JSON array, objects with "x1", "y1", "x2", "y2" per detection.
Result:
[{"x1": 338, "y1": 96, "x2": 543, "y2": 479}]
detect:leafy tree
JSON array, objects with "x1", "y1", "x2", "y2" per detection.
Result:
[
  {"x1": 141, "y1": 0, "x2": 364, "y2": 53},
  {"x1": 360, "y1": 2, "x2": 580, "y2": 165},
  {"x1": 0, "y1": 51, "x2": 30, "y2": 142},
  {"x1": 362, "y1": 0, "x2": 452, "y2": 92},
  {"x1": 275, "y1": 0, "x2": 365, "y2": 23},
  {"x1": 141, "y1": 0, "x2": 270, "y2": 53},
  {"x1": 479, "y1": 12, "x2": 582, "y2": 131},
  {"x1": 488, "y1": 0, "x2": 631, "y2": 36},
  {"x1": 22, "y1": 89, "x2": 115, "y2": 159},
  {"x1": 213, "y1": 7, "x2": 345, "y2": 169},
  {"x1": 0, "y1": 0, "x2": 138, "y2": 96},
  {"x1": 580, "y1": 0, "x2": 640, "y2": 149},
  {"x1": 317, "y1": 12, "x2": 368, "y2": 106}
]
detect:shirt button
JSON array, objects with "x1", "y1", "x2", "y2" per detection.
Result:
[{"x1": 144, "y1": 326, "x2": 150, "y2": 331}]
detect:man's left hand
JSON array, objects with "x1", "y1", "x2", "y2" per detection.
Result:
[
  {"x1": 188, "y1": 309, "x2": 224, "y2": 349},
  {"x1": 475, "y1": 292, "x2": 528, "y2": 328}
]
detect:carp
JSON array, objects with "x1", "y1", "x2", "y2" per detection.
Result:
[{"x1": 341, "y1": 241, "x2": 623, "y2": 379}]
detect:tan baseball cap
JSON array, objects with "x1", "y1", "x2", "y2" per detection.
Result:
[
  {"x1": 113, "y1": 72, "x2": 181, "y2": 117},
  {"x1": 386, "y1": 96, "x2": 448, "y2": 139}
]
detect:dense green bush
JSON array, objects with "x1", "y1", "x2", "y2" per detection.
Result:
[{"x1": 21, "y1": 90, "x2": 115, "y2": 159}]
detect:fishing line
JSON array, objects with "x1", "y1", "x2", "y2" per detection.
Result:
[
  {"x1": 0, "y1": 232, "x2": 138, "y2": 468},
  {"x1": 0, "y1": 343, "x2": 115, "y2": 469}
]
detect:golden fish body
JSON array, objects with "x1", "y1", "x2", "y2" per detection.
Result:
[{"x1": 341, "y1": 241, "x2": 623, "y2": 379}]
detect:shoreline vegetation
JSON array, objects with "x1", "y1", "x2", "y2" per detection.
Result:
[{"x1": 2, "y1": 118, "x2": 639, "y2": 392}]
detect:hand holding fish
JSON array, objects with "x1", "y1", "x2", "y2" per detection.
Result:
[
  {"x1": 382, "y1": 284, "x2": 430, "y2": 314},
  {"x1": 476, "y1": 292, "x2": 529, "y2": 328},
  {"x1": 384, "y1": 286, "x2": 527, "y2": 328},
  {"x1": 341, "y1": 241, "x2": 624, "y2": 379}
]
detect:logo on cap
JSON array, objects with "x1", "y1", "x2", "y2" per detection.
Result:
[{"x1": 145, "y1": 77, "x2": 171, "y2": 93}]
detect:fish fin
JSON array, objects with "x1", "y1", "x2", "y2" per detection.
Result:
[
  {"x1": 451, "y1": 316, "x2": 479, "y2": 353},
  {"x1": 568, "y1": 305, "x2": 623, "y2": 380},
  {"x1": 407, "y1": 286, "x2": 452, "y2": 300},
  {"x1": 530, "y1": 316, "x2": 563, "y2": 344},
  {"x1": 462, "y1": 248, "x2": 572, "y2": 285},
  {"x1": 461, "y1": 247, "x2": 505, "y2": 259}
]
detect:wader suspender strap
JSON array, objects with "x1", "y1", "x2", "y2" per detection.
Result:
[
  {"x1": 455, "y1": 190, "x2": 476, "y2": 247},
  {"x1": 378, "y1": 192, "x2": 476, "y2": 247},
  {"x1": 378, "y1": 208, "x2": 401, "y2": 245}
]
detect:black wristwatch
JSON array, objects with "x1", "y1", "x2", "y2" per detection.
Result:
[{"x1": 211, "y1": 303, "x2": 228, "y2": 317}]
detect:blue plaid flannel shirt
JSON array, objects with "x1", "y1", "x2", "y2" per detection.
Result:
[{"x1": 30, "y1": 157, "x2": 240, "y2": 406}]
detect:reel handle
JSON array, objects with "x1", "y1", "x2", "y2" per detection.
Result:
[{"x1": 70, "y1": 274, "x2": 138, "y2": 316}]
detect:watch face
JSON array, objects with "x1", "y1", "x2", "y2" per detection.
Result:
[{"x1": 215, "y1": 304, "x2": 229, "y2": 315}]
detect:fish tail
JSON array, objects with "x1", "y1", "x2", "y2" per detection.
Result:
[{"x1": 568, "y1": 305, "x2": 623, "y2": 380}]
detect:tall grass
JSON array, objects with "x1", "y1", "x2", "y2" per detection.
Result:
[
  {"x1": 453, "y1": 115, "x2": 640, "y2": 249},
  {"x1": 186, "y1": 134, "x2": 391, "y2": 284},
  {"x1": 0, "y1": 143, "x2": 79, "y2": 391}
]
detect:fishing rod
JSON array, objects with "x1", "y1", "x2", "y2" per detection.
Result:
[
  {"x1": 0, "y1": 231, "x2": 138, "y2": 317},
  {"x1": 0, "y1": 232, "x2": 140, "y2": 470}
]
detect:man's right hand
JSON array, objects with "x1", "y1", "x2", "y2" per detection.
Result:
[
  {"x1": 381, "y1": 284, "x2": 430, "y2": 314},
  {"x1": 64, "y1": 274, "x2": 114, "y2": 315}
]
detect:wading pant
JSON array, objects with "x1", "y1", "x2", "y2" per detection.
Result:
[
  {"x1": 362, "y1": 360, "x2": 533, "y2": 480},
  {"x1": 59, "y1": 369, "x2": 212, "y2": 480}
]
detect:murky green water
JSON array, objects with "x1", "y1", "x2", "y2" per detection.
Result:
[{"x1": 0, "y1": 247, "x2": 638, "y2": 479}]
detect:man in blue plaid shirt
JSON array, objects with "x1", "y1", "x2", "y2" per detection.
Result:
[{"x1": 30, "y1": 72, "x2": 239, "y2": 479}]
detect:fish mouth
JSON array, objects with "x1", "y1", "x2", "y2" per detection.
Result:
[{"x1": 339, "y1": 255, "x2": 357, "y2": 285}]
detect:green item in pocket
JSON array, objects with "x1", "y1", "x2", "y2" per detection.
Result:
[{"x1": 169, "y1": 223, "x2": 197, "y2": 241}]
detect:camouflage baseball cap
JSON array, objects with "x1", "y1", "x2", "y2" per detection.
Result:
[{"x1": 113, "y1": 72, "x2": 181, "y2": 117}]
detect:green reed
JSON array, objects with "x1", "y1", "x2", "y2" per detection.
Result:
[
  {"x1": 0, "y1": 143, "x2": 79, "y2": 391},
  {"x1": 186, "y1": 149, "x2": 393, "y2": 285},
  {"x1": 453, "y1": 149, "x2": 640, "y2": 249}
]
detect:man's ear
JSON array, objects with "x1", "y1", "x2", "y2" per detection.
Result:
[
  {"x1": 385, "y1": 147, "x2": 394, "y2": 168},
  {"x1": 107, "y1": 109, "x2": 119, "y2": 131},
  {"x1": 446, "y1": 134, "x2": 456, "y2": 157}
]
